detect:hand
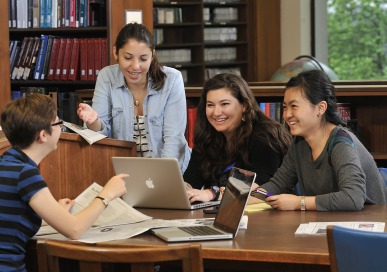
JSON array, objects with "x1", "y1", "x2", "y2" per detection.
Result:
[
  {"x1": 264, "y1": 194, "x2": 300, "y2": 210},
  {"x1": 99, "y1": 174, "x2": 128, "y2": 201},
  {"x1": 77, "y1": 103, "x2": 98, "y2": 125},
  {"x1": 187, "y1": 189, "x2": 213, "y2": 203},
  {"x1": 58, "y1": 198, "x2": 75, "y2": 212}
]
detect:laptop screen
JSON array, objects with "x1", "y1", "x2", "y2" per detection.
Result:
[{"x1": 213, "y1": 167, "x2": 256, "y2": 235}]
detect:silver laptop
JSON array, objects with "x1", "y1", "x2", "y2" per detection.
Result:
[
  {"x1": 151, "y1": 167, "x2": 256, "y2": 242},
  {"x1": 111, "y1": 157, "x2": 220, "y2": 210}
]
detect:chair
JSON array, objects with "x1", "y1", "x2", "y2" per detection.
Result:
[
  {"x1": 36, "y1": 239, "x2": 203, "y2": 272},
  {"x1": 378, "y1": 167, "x2": 387, "y2": 186},
  {"x1": 326, "y1": 225, "x2": 387, "y2": 272}
]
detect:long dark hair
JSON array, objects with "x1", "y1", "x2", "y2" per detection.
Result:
[
  {"x1": 114, "y1": 23, "x2": 166, "y2": 90},
  {"x1": 194, "y1": 73, "x2": 292, "y2": 181},
  {"x1": 286, "y1": 70, "x2": 345, "y2": 126}
]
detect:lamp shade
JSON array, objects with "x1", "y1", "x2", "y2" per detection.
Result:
[{"x1": 270, "y1": 55, "x2": 339, "y2": 81}]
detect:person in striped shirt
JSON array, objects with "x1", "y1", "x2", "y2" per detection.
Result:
[{"x1": 0, "y1": 93, "x2": 128, "y2": 272}]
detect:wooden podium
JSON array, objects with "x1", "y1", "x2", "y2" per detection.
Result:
[{"x1": 0, "y1": 131, "x2": 136, "y2": 199}]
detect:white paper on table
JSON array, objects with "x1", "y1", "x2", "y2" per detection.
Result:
[{"x1": 295, "y1": 221, "x2": 385, "y2": 235}]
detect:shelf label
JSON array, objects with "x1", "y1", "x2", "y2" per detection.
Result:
[{"x1": 175, "y1": 65, "x2": 182, "y2": 68}]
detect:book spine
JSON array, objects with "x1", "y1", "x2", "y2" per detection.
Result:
[
  {"x1": 16, "y1": 37, "x2": 33, "y2": 80},
  {"x1": 94, "y1": 37, "x2": 101, "y2": 77},
  {"x1": 32, "y1": 0, "x2": 40, "y2": 28},
  {"x1": 87, "y1": 38, "x2": 95, "y2": 80},
  {"x1": 54, "y1": 38, "x2": 67, "y2": 80},
  {"x1": 60, "y1": 38, "x2": 74, "y2": 80},
  {"x1": 47, "y1": 38, "x2": 61, "y2": 80},
  {"x1": 39, "y1": 0, "x2": 46, "y2": 28},
  {"x1": 100, "y1": 37, "x2": 107, "y2": 69},
  {"x1": 79, "y1": 38, "x2": 88, "y2": 80},
  {"x1": 40, "y1": 35, "x2": 54, "y2": 80},
  {"x1": 23, "y1": 36, "x2": 40, "y2": 80},
  {"x1": 11, "y1": 36, "x2": 29, "y2": 80},
  {"x1": 33, "y1": 34, "x2": 49, "y2": 80},
  {"x1": 68, "y1": 38, "x2": 80, "y2": 81}
]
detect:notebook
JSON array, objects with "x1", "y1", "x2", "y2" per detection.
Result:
[
  {"x1": 151, "y1": 167, "x2": 256, "y2": 242},
  {"x1": 111, "y1": 157, "x2": 220, "y2": 210}
]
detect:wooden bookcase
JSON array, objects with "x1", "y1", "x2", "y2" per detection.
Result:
[{"x1": 152, "y1": 0, "x2": 253, "y2": 86}]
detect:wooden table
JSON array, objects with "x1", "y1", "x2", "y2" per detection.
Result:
[{"x1": 98, "y1": 205, "x2": 387, "y2": 272}]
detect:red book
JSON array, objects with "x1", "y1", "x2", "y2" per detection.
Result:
[
  {"x1": 100, "y1": 38, "x2": 107, "y2": 70},
  {"x1": 87, "y1": 38, "x2": 95, "y2": 81},
  {"x1": 187, "y1": 107, "x2": 197, "y2": 148},
  {"x1": 94, "y1": 38, "x2": 102, "y2": 77},
  {"x1": 61, "y1": 38, "x2": 74, "y2": 80},
  {"x1": 54, "y1": 38, "x2": 67, "y2": 80},
  {"x1": 68, "y1": 38, "x2": 80, "y2": 81},
  {"x1": 80, "y1": 38, "x2": 88, "y2": 81},
  {"x1": 69, "y1": 0, "x2": 76, "y2": 27},
  {"x1": 47, "y1": 37, "x2": 61, "y2": 80},
  {"x1": 265, "y1": 102, "x2": 270, "y2": 118}
]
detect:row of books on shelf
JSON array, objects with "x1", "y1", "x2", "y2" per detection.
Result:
[
  {"x1": 8, "y1": 0, "x2": 106, "y2": 29},
  {"x1": 204, "y1": 27, "x2": 237, "y2": 43},
  {"x1": 11, "y1": 86, "x2": 79, "y2": 124},
  {"x1": 205, "y1": 47, "x2": 236, "y2": 62},
  {"x1": 203, "y1": 7, "x2": 238, "y2": 22},
  {"x1": 10, "y1": 35, "x2": 107, "y2": 81},
  {"x1": 157, "y1": 49, "x2": 191, "y2": 64},
  {"x1": 153, "y1": 8, "x2": 183, "y2": 24}
]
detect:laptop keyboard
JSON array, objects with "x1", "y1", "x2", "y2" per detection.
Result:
[{"x1": 178, "y1": 226, "x2": 224, "y2": 236}]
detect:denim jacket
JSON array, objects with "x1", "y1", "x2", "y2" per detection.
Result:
[{"x1": 92, "y1": 64, "x2": 190, "y2": 172}]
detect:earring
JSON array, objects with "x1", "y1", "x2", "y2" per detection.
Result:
[{"x1": 242, "y1": 116, "x2": 245, "y2": 121}]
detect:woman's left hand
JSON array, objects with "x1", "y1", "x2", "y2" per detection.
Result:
[{"x1": 187, "y1": 189, "x2": 213, "y2": 203}]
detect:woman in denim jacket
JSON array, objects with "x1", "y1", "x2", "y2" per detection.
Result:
[{"x1": 77, "y1": 23, "x2": 190, "y2": 172}]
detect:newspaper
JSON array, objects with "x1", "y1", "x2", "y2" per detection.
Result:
[
  {"x1": 63, "y1": 121, "x2": 106, "y2": 145},
  {"x1": 295, "y1": 221, "x2": 385, "y2": 235},
  {"x1": 35, "y1": 182, "x2": 151, "y2": 237}
]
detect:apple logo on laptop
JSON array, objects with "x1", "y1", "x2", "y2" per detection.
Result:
[{"x1": 146, "y1": 178, "x2": 155, "y2": 189}]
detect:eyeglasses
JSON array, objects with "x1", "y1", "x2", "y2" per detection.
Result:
[{"x1": 51, "y1": 120, "x2": 64, "y2": 128}]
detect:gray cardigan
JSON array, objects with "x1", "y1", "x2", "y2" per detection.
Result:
[{"x1": 260, "y1": 126, "x2": 387, "y2": 211}]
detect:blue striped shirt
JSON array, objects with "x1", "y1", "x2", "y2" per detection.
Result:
[{"x1": 0, "y1": 147, "x2": 47, "y2": 272}]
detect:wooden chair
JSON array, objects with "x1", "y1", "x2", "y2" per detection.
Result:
[
  {"x1": 327, "y1": 225, "x2": 387, "y2": 272},
  {"x1": 36, "y1": 239, "x2": 203, "y2": 272}
]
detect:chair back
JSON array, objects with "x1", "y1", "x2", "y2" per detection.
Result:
[
  {"x1": 37, "y1": 239, "x2": 203, "y2": 272},
  {"x1": 326, "y1": 225, "x2": 387, "y2": 272}
]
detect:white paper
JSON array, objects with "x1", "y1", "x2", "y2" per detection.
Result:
[
  {"x1": 63, "y1": 121, "x2": 107, "y2": 145},
  {"x1": 295, "y1": 221, "x2": 385, "y2": 235},
  {"x1": 70, "y1": 182, "x2": 152, "y2": 227}
]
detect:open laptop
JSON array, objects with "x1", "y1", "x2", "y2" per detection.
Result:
[
  {"x1": 151, "y1": 167, "x2": 256, "y2": 242},
  {"x1": 111, "y1": 157, "x2": 220, "y2": 210}
]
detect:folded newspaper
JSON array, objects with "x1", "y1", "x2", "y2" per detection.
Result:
[
  {"x1": 295, "y1": 221, "x2": 385, "y2": 235},
  {"x1": 63, "y1": 121, "x2": 107, "y2": 145}
]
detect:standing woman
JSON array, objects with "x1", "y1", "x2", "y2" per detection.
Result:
[
  {"x1": 77, "y1": 23, "x2": 190, "y2": 172},
  {"x1": 258, "y1": 70, "x2": 387, "y2": 211},
  {"x1": 184, "y1": 73, "x2": 292, "y2": 203}
]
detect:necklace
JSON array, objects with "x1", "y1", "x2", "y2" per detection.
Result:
[{"x1": 134, "y1": 98, "x2": 140, "y2": 106}]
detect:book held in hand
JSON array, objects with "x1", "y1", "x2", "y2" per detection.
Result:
[{"x1": 63, "y1": 121, "x2": 107, "y2": 145}]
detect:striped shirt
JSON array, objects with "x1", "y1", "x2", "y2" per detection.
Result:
[
  {"x1": 0, "y1": 147, "x2": 46, "y2": 272},
  {"x1": 133, "y1": 115, "x2": 152, "y2": 158}
]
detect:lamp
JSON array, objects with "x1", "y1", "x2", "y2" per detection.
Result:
[{"x1": 270, "y1": 55, "x2": 339, "y2": 81}]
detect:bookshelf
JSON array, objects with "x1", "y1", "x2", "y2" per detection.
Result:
[
  {"x1": 153, "y1": 0, "x2": 253, "y2": 86},
  {"x1": 1, "y1": 0, "x2": 152, "y2": 110}
]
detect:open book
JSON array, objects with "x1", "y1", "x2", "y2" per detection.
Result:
[{"x1": 63, "y1": 121, "x2": 107, "y2": 145}]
